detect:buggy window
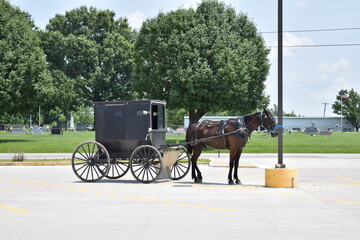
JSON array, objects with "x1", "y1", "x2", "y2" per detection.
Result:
[{"x1": 152, "y1": 104, "x2": 165, "y2": 130}]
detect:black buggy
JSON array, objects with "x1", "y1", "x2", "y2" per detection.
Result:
[{"x1": 71, "y1": 100, "x2": 190, "y2": 183}]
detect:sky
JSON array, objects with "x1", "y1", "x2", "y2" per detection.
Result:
[{"x1": 8, "y1": 0, "x2": 360, "y2": 117}]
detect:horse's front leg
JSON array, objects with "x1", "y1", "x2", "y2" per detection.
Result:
[
  {"x1": 191, "y1": 145, "x2": 203, "y2": 183},
  {"x1": 234, "y1": 150, "x2": 243, "y2": 185},
  {"x1": 228, "y1": 151, "x2": 236, "y2": 185}
]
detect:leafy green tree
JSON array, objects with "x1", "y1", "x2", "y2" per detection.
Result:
[
  {"x1": 42, "y1": 6, "x2": 134, "y2": 106},
  {"x1": 41, "y1": 70, "x2": 82, "y2": 124},
  {"x1": 284, "y1": 111, "x2": 297, "y2": 117},
  {"x1": 0, "y1": 0, "x2": 52, "y2": 117},
  {"x1": 74, "y1": 107, "x2": 94, "y2": 126},
  {"x1": 167, "y1": 108, "x2": 187, "y2": 128},
  {"x1": 133, "y1": 0, "x2": 270, "y2": 125},
  {"x1": 332, "y1": 89, "x2": 360, "y2": 131}
]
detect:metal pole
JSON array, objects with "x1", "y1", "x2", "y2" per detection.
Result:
[
  {"x1": 341, "y1": 97, "x2": 343, "y2": 129},
  {"x1": 322, "y1": 102, "x2": 329, "y2": 117},
  {"x1": 277, "y1": 0, "x2": 285, "y2": 168}
]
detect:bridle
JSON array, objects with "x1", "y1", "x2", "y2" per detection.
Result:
[{"x1": 260, "y1": 111, "x2": 282, "y2": 134}]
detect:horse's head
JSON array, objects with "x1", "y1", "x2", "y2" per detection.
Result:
[{"x1": 261, "y1": 109, "x2": 278, "y2": 137}]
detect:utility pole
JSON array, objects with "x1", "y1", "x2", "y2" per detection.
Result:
[
  {"x1": 322, "y1": 102, "x2": 329, "y2": 117},
  {"x1": 277, "y1": 0, "x2": 285, "y2": 168}
]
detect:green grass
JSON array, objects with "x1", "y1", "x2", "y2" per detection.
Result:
[
  {"x1": 0, "y1": 131, "x2": 95, "y2": 153},
  {"x1": 0, "y1": 131, "x2": 360, "y2": 154}
]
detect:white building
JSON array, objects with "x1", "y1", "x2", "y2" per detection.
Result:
[{"x1": 184, "y1": 116, "x2": 355, "y2": 131}]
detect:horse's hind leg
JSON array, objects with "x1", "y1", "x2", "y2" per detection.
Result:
[
  {"x1": 234, "y1": 150, "x2": 242, "y2": 185},
  {"x1": 191, "y1": 145, "x2": 203, "y2": 183},
  {"x1": 228, "y1": 150, "x2": 236, "y2": 185}
]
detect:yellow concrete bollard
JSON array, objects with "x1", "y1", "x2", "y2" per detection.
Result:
[{"x1": 265, "y1": 168, "x2": 298, "y2": 188}]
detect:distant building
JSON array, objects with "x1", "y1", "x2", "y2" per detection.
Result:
[{"x1": 184, "y1": 116, "x2": 355, "y2": 132}]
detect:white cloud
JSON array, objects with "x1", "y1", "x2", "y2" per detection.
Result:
[
  {"x1": 317, "y1": 58, "x2": 350, "y2": 73},
  {"x1": 296, "y1": 1, "x2": 307, "y2": 7},
  {"x1": 283, "y1": 32, "x2": 313, "y2": 56},
  {"x1": 180, "y1": 4, "x2": 197, "y2": 10},
  {"x1": 268, "y1": 33, "x2": 314, "y2": 59},
  {"x1": 126, "y1": 11, "x2": 147, "y2": 30}
]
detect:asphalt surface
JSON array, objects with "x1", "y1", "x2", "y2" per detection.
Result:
[{"x1": 1, "y1": 154, "x2": 360, "y2": 240}]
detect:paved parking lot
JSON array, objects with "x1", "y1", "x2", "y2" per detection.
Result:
[{"x1": 1, "y1": 158, "x2": 360, "y2": 240}]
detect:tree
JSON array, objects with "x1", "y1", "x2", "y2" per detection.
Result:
[
  {"x1": 167, "y1": 108, "x2": 186, "y2": 128},
  {"x1": 42, "y1": 6, "x2": 134, "y2": 107},
  {"x1": 332, "y1": 89, "x2": 360, "y2": 131},
  {"x1": 0, "y1": 0, "x2": 52, "y2": 117},
  {"x1": 133, "y1": 0, "x2": 270, "y2": 125}
]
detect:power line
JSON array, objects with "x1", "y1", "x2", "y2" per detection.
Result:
[
  {"x1": 271, "y1": 43, "x2": 360, "y2": 48},
  {"x1": 261, "y1": 27, "x2": 360, "y2": 34},
  {"x1": 249, "y1": 7, "x2": 360, "y2": 15}
]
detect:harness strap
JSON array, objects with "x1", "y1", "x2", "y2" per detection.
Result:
[
  {"x1": 260, "y1": 111, "x2": 283, "y2": 134},
  {"x1": 237, "y1": 116, "x2": 251, "y2": 137}
]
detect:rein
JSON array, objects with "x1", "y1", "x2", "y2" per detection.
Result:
[{"x1": 260, "y1": 111, "x2": 283, "y2": 134}]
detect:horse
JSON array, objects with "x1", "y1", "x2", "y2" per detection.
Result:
[{"x1": 186, "y1": 109, "x2": 279, "y2": 185}]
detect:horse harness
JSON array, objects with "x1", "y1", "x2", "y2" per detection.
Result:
[{"x1": 190, "y1": 116, "x2": 251, "y2": 149}]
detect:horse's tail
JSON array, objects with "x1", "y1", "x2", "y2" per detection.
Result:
[{"x1": 185, "y1": 124, "x2": 194, "y2": 155}]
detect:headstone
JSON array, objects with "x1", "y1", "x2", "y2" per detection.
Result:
[
  {"x1": 76, "y1": 123, "x2": 84, "y2": 131},
  {"x1": 32, "y1": 128, "x2": 43, "y2": 135},
  {"x1": 342, "y1": 127, "x2": 352, "y2": 132},
  {"x1": 42, "y1": 128, "x2": 50, "y2": 132},
  {"x1": 11, "y1": 128, "x2": 28, "y2": 134},
  {"x1": 304, "y1": 127, "x2": 319, "y2": 135},
  {"x1": 0, "y1": 124, "x2": 5, "y2": 131},
  {"x1": 51, "y1": 128, "x2": 63, "y2": 135},
  {"x1": 69, "y1": 113, "x2": 75, "y2": 131},
  {"x1": 320, "y1": 131, "x2": 332, "y2": 136}
]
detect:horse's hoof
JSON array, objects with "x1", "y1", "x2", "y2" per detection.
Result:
[
  {"x1": 194, "y1": 177, "x2": 202, "y2": 183},
  {"x1": 236, "y1": 179, "x2": 242, "y2": 185},
  {"x1": 228, "y1": 180, "x2": 235, "y2": 185}
]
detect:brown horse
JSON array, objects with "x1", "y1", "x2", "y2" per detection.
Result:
[{"x1": 186, "y1": 109, "x2": 278, "y2": 185}]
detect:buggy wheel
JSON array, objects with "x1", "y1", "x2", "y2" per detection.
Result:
[
  {"x1": 105, "y1": 159, "x2": 129, "y2": 179},
  {"x1": 71, "y1": 141, "x2": 110, "y2": 182},
  {"x1": 168, "y1": 146, "x2": 191, "y2": 180},
  {"x1": 130, "y1": 145, "x2": 162, "y2": 183}
]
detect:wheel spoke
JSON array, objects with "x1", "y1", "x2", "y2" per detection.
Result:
[
  {"x1": 147, "y1": 168, "x2": 155, "y2": 180},
  {"x1": 177, "y1": 163, "x2": 188, "y2": 170},
  {"x1": 90, "y1": 166, "x2": 95, "y2": 180},
  {"x1": 74, "y1": 162, "x2": 87, "y2": 167},
  {"x1": 91, "y1": 143, "x2": 96, "y2": 158},
  {"x1": 77, "y1": 151, "x2": 88, "y2": 161},
  {"x1": 95, "y1": 165, "x2": 103, "y2": 176},
  {"x1": 87, "y1": 143, "x2": 92, "y2": 158},
  {"x1": 115, "y1": 162, "x2": 125, "y2": 173},
  {"x1": 145, "y1": 168, "x2": 149, "y2": 182},
  {"x1": 137, "y1": 167, "x2": 145, "y2": 180},
  {"x1": 148, "y1": 166, "x2": 158, "y2": 176},
  {"x1": 74, "y1": 156, "x2": 87, "y2": 162},
  {"x1": 81, "y1": 145, "x2": 90, "y2": 159},
  {"x1": 135, "y1": 166, "x2": 145, "y2": 178},
  {"x1": 94, "y1": 165, "x2": 101, "y2": 178},
  {"x1": 175, "y1": 165, "x2": 182, "y2": 177}
]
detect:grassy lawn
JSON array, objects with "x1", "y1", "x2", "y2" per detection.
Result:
[
  {"x1": 0, "y1": 131, "x2": 359, "y2": 154},
  {"x1": 0, "y1": 131, "x2": 95, "y2": 153}
]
